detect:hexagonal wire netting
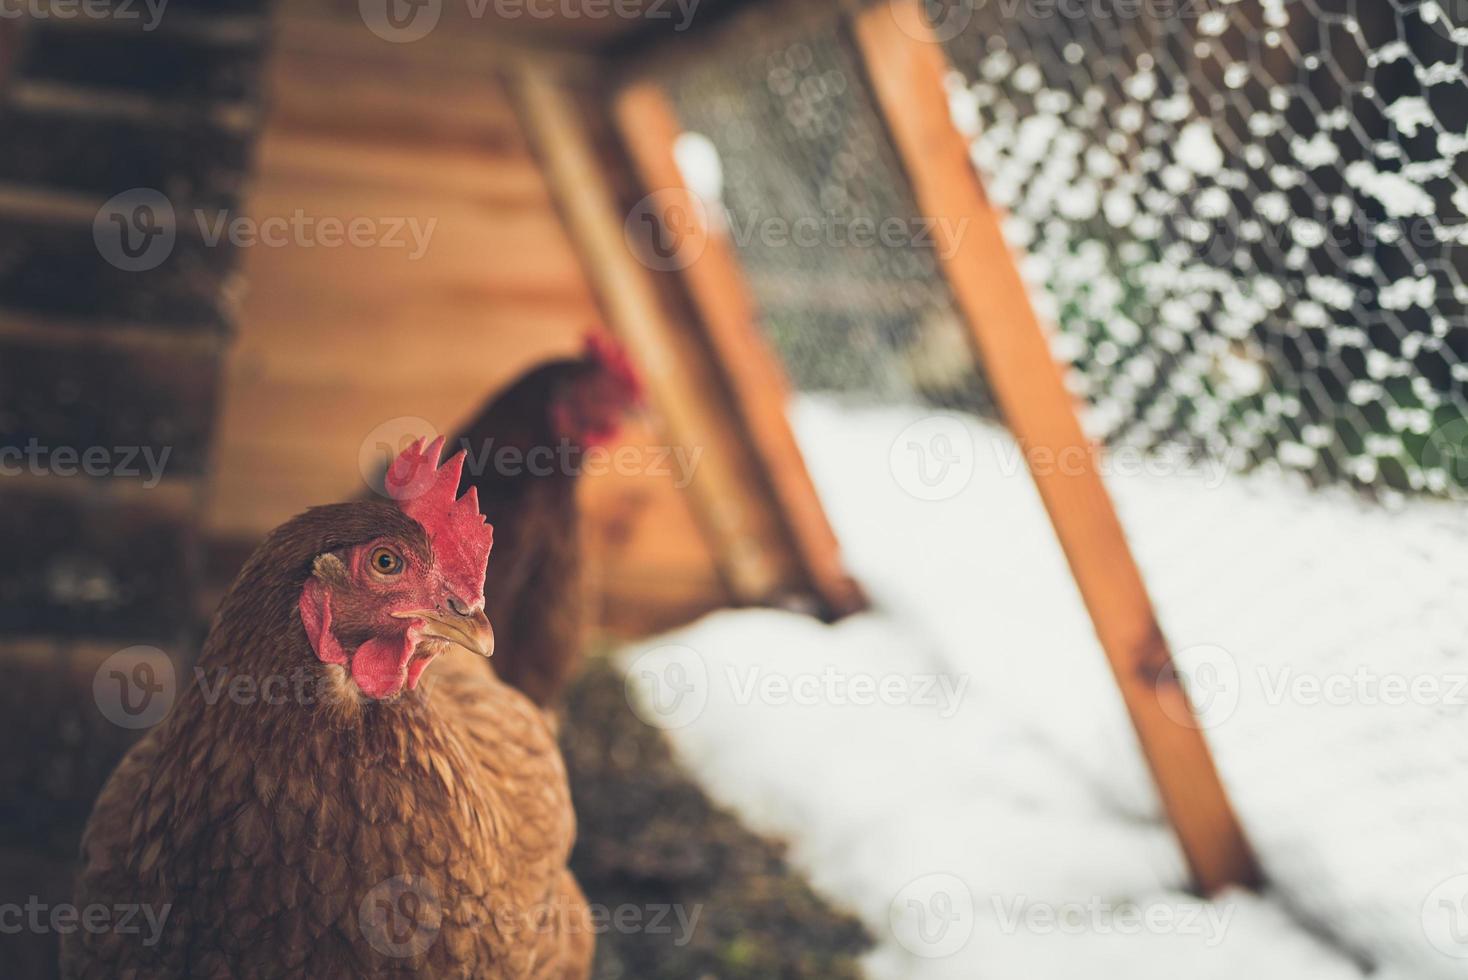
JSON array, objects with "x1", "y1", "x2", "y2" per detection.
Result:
[
  {"x1": 931, "y1": 7, "x2": 1468, "y2": 966},
  {"x1": 657, "y1": 4, "x2": 1468, "y2": 973},
  {"x1": 663, "y1": 12, "x2": 999, "y2": 419},
  {"x1": 937, "y1": 0, "x2": 1468, "y2": 502},
  {"x1": 665, "y1": 2, "x2": 1467, "y2": 503}
]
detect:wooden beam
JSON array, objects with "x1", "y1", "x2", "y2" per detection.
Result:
[
  {"x1": 509, "y1": 65, "x2": 844, "y2": 609},
  {"x1": 612, "y1": 83, "x2": 866, "y2": 617},
  {"x1": 852, "y1": 0, "x2": 1259, "y2": 894}
]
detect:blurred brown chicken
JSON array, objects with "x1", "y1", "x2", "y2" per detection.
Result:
[
  {"x1": 64, "y1": 439, "x2": 592, "y2": 978},
  {"x1": 453, "y1": 332, "x2": 643, "y2": 707}
]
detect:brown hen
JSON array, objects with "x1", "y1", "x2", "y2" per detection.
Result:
[
  {"x1": 63, "y1": 440, "x2": 592, "y2": 979},
  {"x1": 454, "y1": 332, "x2": 642, "y2": 708}
]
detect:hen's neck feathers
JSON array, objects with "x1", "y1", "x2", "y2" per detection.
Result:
[
  {"x1": 181, "y1": 502, "x2": 436, "y2": 747},
  {"x1": 457, "y1": 358, "x2": 584, "y2": 494}
]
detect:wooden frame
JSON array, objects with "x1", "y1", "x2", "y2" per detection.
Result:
[
  {"x1": 505, "y1": 0, "x2": 1256, "y2": 893},
  {"x1": 509, "y1": 65, "x2": 864, "y2": 617},
  {"x1": 849, "y1": 0, "x2": 1258, "y2": 893},
  {"x1": 611, "y1": 83, "x2": 866, "y2": 618}
]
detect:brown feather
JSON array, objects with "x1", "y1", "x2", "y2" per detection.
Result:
[
  {"x1": 63, "y1": 502, "x2": 591, "y2": 978},
  {"x1": 454, "y1": 359, "x2": 596, "y2": 709}
]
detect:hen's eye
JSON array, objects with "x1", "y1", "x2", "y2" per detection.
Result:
[{"x1": 369, "y1": 547, "x2": 403, "y2": 576}]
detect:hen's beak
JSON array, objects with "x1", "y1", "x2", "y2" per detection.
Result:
[{"x1": 393, "y1": 607, "x2": 494, "y2": 658}]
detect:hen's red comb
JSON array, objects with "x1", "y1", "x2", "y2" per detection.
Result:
[
  {"x1": 384, "y1": 436, "x2": 493, "y2": 603},
  {"x1": 584, "y1": 330, "x2": 644, "y2": 404}
]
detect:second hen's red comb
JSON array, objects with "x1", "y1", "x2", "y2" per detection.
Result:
[
  {"x1": 385, "y1": 436, "x2": 493, "y2": 603},
  {"x1": 585, "y1": 330, "x2": 644, "y2": 403}
]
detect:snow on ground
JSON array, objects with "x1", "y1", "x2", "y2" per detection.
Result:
[{"x1": 617, "y1": 397, "x2": 1468, "y2": 979}]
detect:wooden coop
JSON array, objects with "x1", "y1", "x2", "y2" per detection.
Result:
[
  {"x1": 12, "y1": 0, "x2": 1468, "y2": 972},
  {"x1": 0, "y1": 0, "x2": 1260, "y2": 912}
]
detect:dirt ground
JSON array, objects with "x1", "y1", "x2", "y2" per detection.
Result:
[
  {"x1": 562, "y1": 659, "x2": 871, "y2": 979},
  {"x1": 0, "y1": 652, "x2": 869, "y2": 978}
]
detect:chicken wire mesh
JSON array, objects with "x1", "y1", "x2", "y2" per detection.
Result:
[
  {"x1": 661, "y1": 12, "x2": 997, "y2": 417},
  {"x1": 656, "y1": 2, "x2": 1468, "y2": 974},
  {"x1": 938, "y1": 0, "x2": 1468, "y2": 502},
  {"x1": 929, "y1": 1, "x2": 1468, "y2": 974}
]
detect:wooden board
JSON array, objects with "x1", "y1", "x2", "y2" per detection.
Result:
[
  {"x1": 612, "y1": 83, "x2": 866, "y2": 617},
  {"x1": 204, "y1": 9, "x2": 728, "y2": 638},
  {"x1": 852, "y1": 0, "x2": 1259, "y2": 894},
  {"x1": 511, "y1": 64, "x2": 856, "y2": 610},
  {"x1": 206, "y1": 12, "x2": 600, "y2": 536}
]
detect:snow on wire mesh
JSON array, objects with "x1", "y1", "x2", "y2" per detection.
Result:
[
  {"x1": 663, "y1": 13, "x2": 998, "y2": 418},
  {"x1": 939, "y1": 0, "x2": 1468, "y2": 502}
]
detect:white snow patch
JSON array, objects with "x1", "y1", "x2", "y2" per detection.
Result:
[
  {"x1": 1057, "y1": 182, "x2": 1099, "y2": 221},
  {"x1": 1256, "y1": 192, "x2": 1290, "y2": 223},
  {"x1": 1176, "y1": 121, "x2": 1224, "y2": 175},
  {"x1": 1371, "y1": 40, "x2": 1410, "y2": 65},
  {"x1": 1438, "y1": 132, "x2": 1468, "y2": 157},
  {"x1": 1014, "y1": 114, "x2": 1061, "y2": 164},
  {"x1": 1307, "y1": 276, "x2": 1356, "y2": 310},
  {"x1": 1124, "y1": 70, "x2": 1157, "y2": 101},
  {"x1": 1104, "y1": 190, "x2": 1138, "y2": 228},
  {"x1": 1379, "y1": 275, "x2": 1436, "y2": 311},
  {"x1": 946, "y1": 84, "x2": 982, "y2": 138},
  {"x1": 1291, "y1": 131, "x2": 1340, "y2": 168},
  {"x1": 1343, "y1": 161, "x2": 1436, "y2": 218},
  {"x1": 616, "y1": 398, "x2": 1468, "y2": 979},
  {"x1": 672, "y1": 132, "x2": 724, "y2": 207},
  {"x1": 1452, "y1": 183, "x2": 1468, "y2": 218},
  {"x1": 1384, "y1": 96, "x2": 1435, "y2": 138}
]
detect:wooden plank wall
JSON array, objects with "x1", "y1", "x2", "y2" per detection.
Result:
[
  {"x1": 0, "y1": 3, "x2": 273, "y2": 974},
  {"x1": 205, "y1": 5, "x2": 731, "y2": 637},
  {"x1": 0, "y1": 1, "x2": 269, "y2": 649}
]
